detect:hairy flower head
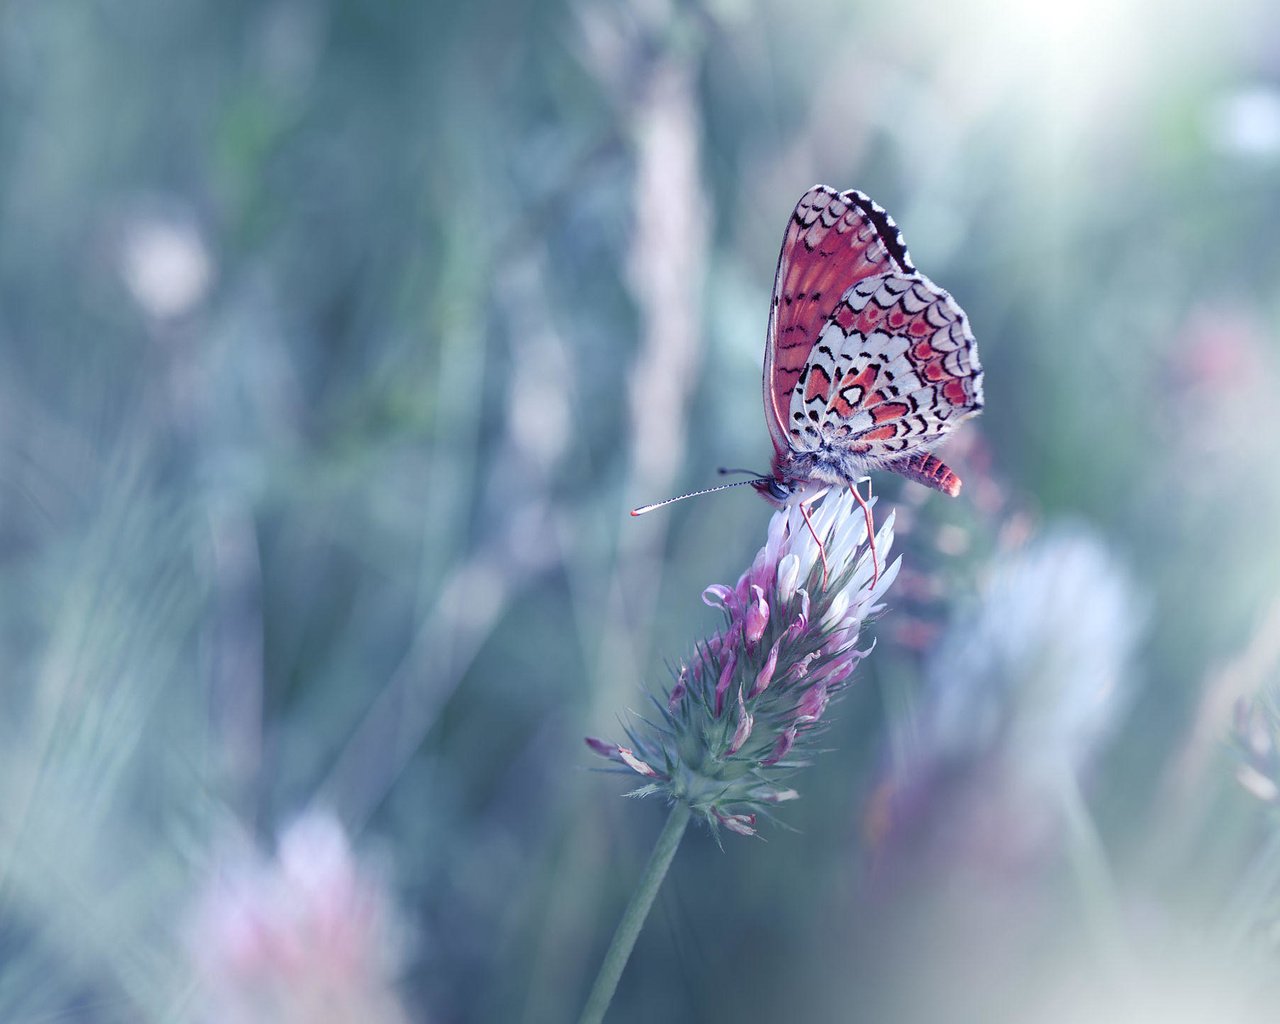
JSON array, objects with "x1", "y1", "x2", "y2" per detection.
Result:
[{"x1": 588, "y1": 491, "x2": 898, "y2": 835}]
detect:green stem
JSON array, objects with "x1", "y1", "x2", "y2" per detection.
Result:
[{"x1": 577, "y1": 802, "x2": 692, "y2": 1024}]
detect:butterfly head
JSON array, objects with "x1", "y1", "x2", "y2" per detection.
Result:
[
  {"x1": 752, "y1": 448, "x2": 818, "y2": 509},
  {"x1": 750, "y1": 473, "x2": 794, "y2": 509},
  {"x1": 752, "y1": 448, "x2": 845, "y2": 509}
]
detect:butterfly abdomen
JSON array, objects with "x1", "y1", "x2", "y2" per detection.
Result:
[{"x1": 888, "y1": 452, "x2": 963, "y2": 497}]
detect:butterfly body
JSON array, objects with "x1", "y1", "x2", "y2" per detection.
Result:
[{"x1": 755, "y1": 186, "x2": 983, "y2": 510}]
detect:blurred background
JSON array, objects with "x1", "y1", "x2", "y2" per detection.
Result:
[{"x1": 3, "y1": 0, "x2": 1280, "y2": 1020}]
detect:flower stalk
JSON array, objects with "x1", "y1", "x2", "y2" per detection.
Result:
[
  {"x1": 575, "y1": 802, "x2": 692, "y2": 1024},
  {"x1": 579, "y1": 490, "x2": 898, "y2": 1022}
]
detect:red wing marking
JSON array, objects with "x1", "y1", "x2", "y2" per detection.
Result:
[
  {"x1": 942, "y1": 379, "x2": 973, "y2": 405},
  {"x1": 871, "y1": 401, "x2": 911, "y2": 423},
  {"x1": 804, "y1": 364, "x2": 833, "y2": 403},
  {"x1": 838, "y1": 365, "x2": 878, "y2": 393}
]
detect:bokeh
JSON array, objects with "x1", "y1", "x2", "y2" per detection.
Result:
[{"x1": 3, "y1": 0, "x2": 1280, "y2": 1020}]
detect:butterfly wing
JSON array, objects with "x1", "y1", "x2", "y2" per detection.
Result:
[
  {"x1": 788, "y1": 271, "x2": 984, "y2": 475},
  {"x1": 763, "y1": 185, "x2": 917, "y2": 455}
]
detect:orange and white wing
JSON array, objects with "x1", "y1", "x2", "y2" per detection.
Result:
[{"x1": 787, "y1": 272, "x2": 984, "y2": 467}]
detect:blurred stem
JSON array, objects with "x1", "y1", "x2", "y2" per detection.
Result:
[
  {"x1": 1057, "y1": 770, "x2": 1135, "y2": 978},
  {"x1": 577, "y1": 802, "x2": 691, "y2": 1024}
]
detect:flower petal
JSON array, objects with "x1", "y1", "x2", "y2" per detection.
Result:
[
  {"x1": 702, "y1": 584, "x2": 735, "y2": 612},
  {"x1": 794, "y1": 683, "x2": 830, "y2": 724},
  {"x1": 749, "y1": 637, "x2": 781, "y2": 698},
  {"x1": 821, "y1": 589, "x2": 850, "y2": 629},
  {"x1": 715, "y1": 810, "x2": 758, "y2": 836},
  {"x1": 763, "y1": 726, "x2": 797, "y2": 766},
  {"x1": 617, "y1": 746, "x2": 659, "y2": 777},
  {"x1": 745, "y1": 585, "x2": 770, "y2": 646},
  {"x1": 728, "y1": 691, "x2": 754, "y2": 755},
  {"x1": 668, "y1": 664, "x2": 688, "y2": 711},
  {"x1": 714, "y1": 650, "x2": 737, "y2": 717},
  {"x1": 776, "y1": 553, "x2": 801, "y2": 604}
]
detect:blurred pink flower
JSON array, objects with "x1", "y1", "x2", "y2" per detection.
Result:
[
  {"x1": 588, "y1": 490, "x2": 898, "y2": 836},
  {"x1": 187, "y1": 811, "x2": 411, "y2": 1024}
]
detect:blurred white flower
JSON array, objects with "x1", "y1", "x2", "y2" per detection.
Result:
[
  {"x1": 119, "y1": 213, "x2": 213, "y2": 320},
  {"x1": 870, "y1": 526, "x2": 1144, "y2": 871},
  {"x1": 921, "y1": 524, "x2": 1142, "y2": 788},
  {"x1": 187, "y1": 811, "x2": 411, "y2": 1024}
]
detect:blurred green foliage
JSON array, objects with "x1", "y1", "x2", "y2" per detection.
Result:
[{"x1": 3, "y1": 0, "x2": 1280, "y2": 1021}]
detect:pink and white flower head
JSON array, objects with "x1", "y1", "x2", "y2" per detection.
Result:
[
  {"x1": 187, "y1": 811, "x2": 411, "y2": 1024},
  {"x1": 588, "y1": 490, "x2": 898, "y2": 836}
]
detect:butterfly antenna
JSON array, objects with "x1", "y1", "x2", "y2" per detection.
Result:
[
  {"x1": 717, "y1": 466, "x2": 764, "y2": 477},
  {"x1": 630, "y1": 478, "x2": 763, "y2": 517}
]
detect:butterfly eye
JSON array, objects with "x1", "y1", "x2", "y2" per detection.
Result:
[{"x1": 768, "y1": 479, "x2": 790, "y2": 502}]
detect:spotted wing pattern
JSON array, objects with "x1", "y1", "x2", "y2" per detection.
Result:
[
  {"x1": 763, "y1": 185, "x2": 917, "y2": 454},
  {"x1": 788, "y1": 272, "x2": 983, "y2": 462}
]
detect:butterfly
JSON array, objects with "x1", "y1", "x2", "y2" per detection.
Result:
[
  {"x1": 754, "y1": 184, "x2": 983, "y2": 502},
  {"x1": 634, "y1": 185, "x2": 983, "y2": 582},
  {"x1": 748, "y1": 185, "x2": 984, "y2": 581}
]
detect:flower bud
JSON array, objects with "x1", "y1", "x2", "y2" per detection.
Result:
[
  {"x1": 787, "y1": 588, "x2": 811, "y2": 638},
  {"x1": 585, "y1": 737, "x2": 618, "y2": 759},
  {"x1": 749, "y1": 638, "x2": 781, "y2": 698},
  {"x1": 668, "y1": 664, "x2": 688, "y2": 711},
  {"x1": 776, "y1": 553, "x2": 801, "y2": 604},
  {"x1": 745, "y1": 585, "x2": 769, "y2": 646},
  {"x1": 728, "y1": 692, "x2": 754, "y2": 755},
  {"x1": 821, "y1": 589, "x2": 850, "y2": 629},
  {"x1": 617, "y1": 746, "x2": 659, "y2": 778},
  {"x1": 794, "y1": 684, "x2": 830, "y2": 724},
  {"x1": 714, "y1": 810, "x2": 758, "y2": 836},
  {"x1": 763, "y1": 726, "x2": 797, "y2": 766}
]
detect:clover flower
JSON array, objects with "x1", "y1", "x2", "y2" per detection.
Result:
[
  {"x1": 870, "y1": 526, "x2": 1141, "y2": 868},
  {"x1": 588, "y1": 490, "x2": 898, "y2": 836},
  {"x1": 918, "y1": 525, "x2": 1141, "y2": 787}
]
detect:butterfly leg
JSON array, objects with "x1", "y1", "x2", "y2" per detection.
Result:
[
  {"x1": 798, "y1": 496, "x2": 830, "y2": 591},
  {"x1": 848, "y1": 482, "x2": 880, "y2": 589}
]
